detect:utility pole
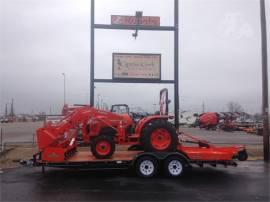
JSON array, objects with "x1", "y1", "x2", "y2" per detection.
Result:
[
  {"x1": 4, "y1": 103, "x2": 8, "y2": 117},
  {"x1": 260, "y1": 0, "x2": 269, "y2": 162},
  {"x1": 202, "y1": 101, "x2": 205, "y2": 113},
  {"x1": 10, "y1": 99, "x2": 14, "y2": 120},
  {"x1": 62, "y1": 73, "x2": 66, "y2": 105},
  {"x1": 153, "y1": 104, "x2": 158, "y2": 113}
]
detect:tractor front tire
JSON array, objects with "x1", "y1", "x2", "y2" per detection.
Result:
[
  {"x1": 91, "y1": 135, "x2": 115, "y2": 159},
  {"x1": 141, "y1": 120, "x2": 177, "y2": 152}
]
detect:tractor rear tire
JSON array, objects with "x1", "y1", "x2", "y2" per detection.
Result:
[
  {"x1": 91, "y1": 135, "x2": 115, "y2": 159},
  {"x1": 141, "y1": 120, "x2": 177, "y2": 152}
]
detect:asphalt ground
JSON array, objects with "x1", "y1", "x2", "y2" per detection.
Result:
[
  {"x1": 0, "y1": 161, "x2": 269, "y2": 201},
  {"x1": 0, "y1": 122, "x2": 42, "y2": 142},
  {"x1": 181, "y1": 127, "x2": 263, "y2": 145}
]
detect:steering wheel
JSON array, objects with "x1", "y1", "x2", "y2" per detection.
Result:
[{"x1": 129, "y1": 112, "x2": 145, "y2": 123}]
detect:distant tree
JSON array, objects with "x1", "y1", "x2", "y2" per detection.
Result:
[{"x1": 227, "y1": 102, "x2": 244, "y2": 113}]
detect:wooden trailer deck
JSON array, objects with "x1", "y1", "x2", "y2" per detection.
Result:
[{"x1": 67, "y1": 150, "x2": 141, "y2": 162}]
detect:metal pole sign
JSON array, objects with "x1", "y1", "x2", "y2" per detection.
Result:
[
  {"x1": 112, "y1": 53, "x2": 161, "y2": 80},
  {"x1": 90, "y1": 0, "x2": 180, "y2": 128}
]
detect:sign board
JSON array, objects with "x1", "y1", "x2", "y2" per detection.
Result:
[
  {"x1": 113, "y1": 53, "x2": 161, "y2": 80},
  {"x1": 160, "y1": 88, "x2": 168, "y2": 115},
  {"x1": 111, "y1": 15, "x2": 160, "y2": 26}
]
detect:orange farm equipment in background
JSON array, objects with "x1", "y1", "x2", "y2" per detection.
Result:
[{"x1": 198, "y1": 112, "x2": 219, "y2": 130}]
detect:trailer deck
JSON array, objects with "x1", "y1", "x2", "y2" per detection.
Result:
[
  {"x1": 67, "y1": 150, "x2": 141, "y2": 162},
  {"x1": 25, "y1": 142, "x2": 247, "y2": 177}
]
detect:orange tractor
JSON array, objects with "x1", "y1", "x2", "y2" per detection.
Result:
[{"x1": 37, "y1": 104, "x2": 177, "y2": 160}]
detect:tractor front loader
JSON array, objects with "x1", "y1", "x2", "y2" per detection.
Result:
[{"x1": 37, "y1": 105, "x2": 177, "y2": 161}]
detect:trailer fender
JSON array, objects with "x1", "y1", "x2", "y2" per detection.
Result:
[{"x1": 134, "y1": 115, "x2": 171, "y2": 135}]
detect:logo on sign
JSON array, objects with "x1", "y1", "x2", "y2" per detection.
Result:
[{"x1": 111, "y1": 15, "x2": 160, "y2": 26}]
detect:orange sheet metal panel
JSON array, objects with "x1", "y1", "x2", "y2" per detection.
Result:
[{"x1": 179, "y1": 145, "x2": 242, "y2": 161}]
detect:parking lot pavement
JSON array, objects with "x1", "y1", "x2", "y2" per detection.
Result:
[
  {"x1": 1, "y1": 161, "x2": 269, "y2": 201},
  {"x1": 181, "y1": 127, "x2": 262, "y2": 145},
  {"x1": 1, "y1": 122, "x2": 42, "y2": 142}
]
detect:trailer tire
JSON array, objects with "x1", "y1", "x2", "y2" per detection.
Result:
[
  {"x1": 163, "y1": 156, "x2": 186, "y2": 177},
  {"x1": 141, "y1": 120, "x2": 177, "y2": 152},
  {"x1": 237, "y1": 150, "x2": 248, "y2": 161},
  {"x1": 91, "y1": 135, "x2": 115, "y2": 159},
  {"x1": 135, "y1": 156, "x2": 158, "y2": 178}
]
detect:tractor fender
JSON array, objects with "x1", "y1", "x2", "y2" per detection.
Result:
[{"x1": 134, "y1": 115, "x2": 171, "y2": 135}]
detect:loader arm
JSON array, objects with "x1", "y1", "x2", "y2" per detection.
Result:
[
  {"x1": 37, "y1": 106, "x2": 132, "y2": 151},
  {"x1": 37, "y1": 106, "x2": 93, "y2": 150}
]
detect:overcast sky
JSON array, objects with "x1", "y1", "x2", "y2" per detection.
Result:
[{"x1": 0, "y1": 0, "x2": 269, "y2": 115}]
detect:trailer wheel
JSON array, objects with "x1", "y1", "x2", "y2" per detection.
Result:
[
  {"x1": 164, "y1": 156, "x2": 186, "y2": 177},
  {"x1": 141, "y1": 120, "x2": 177, "y2": 152},
  {"x1": 91, "y1": 135, "x2": 115, "y2": 159},
  {"x1": 237, "y1": 150, "x2": 248, "y2": 161},
  {"x1": 135, "y1": 156, "x2": 158, "y2": 178}
]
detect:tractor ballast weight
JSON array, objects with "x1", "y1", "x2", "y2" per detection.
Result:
[{"x1": 37, "y1": 106, "x2": 176, "y2": 160}]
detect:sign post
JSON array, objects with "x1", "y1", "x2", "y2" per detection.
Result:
[{"x1": 90, "y1": 0, "x2": 180, "y2": 128}]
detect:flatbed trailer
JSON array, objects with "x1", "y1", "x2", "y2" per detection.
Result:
[
  {"x1": 22, "y1": 105, "x2": 248, "y2": 178},
  {"x1": 22, "y1": 135, "x2": 248, "y2": 178}
]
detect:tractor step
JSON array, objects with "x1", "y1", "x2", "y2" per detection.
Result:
[{"x1": 127, "y1": 134, "x2": 140, "y2": 142}]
